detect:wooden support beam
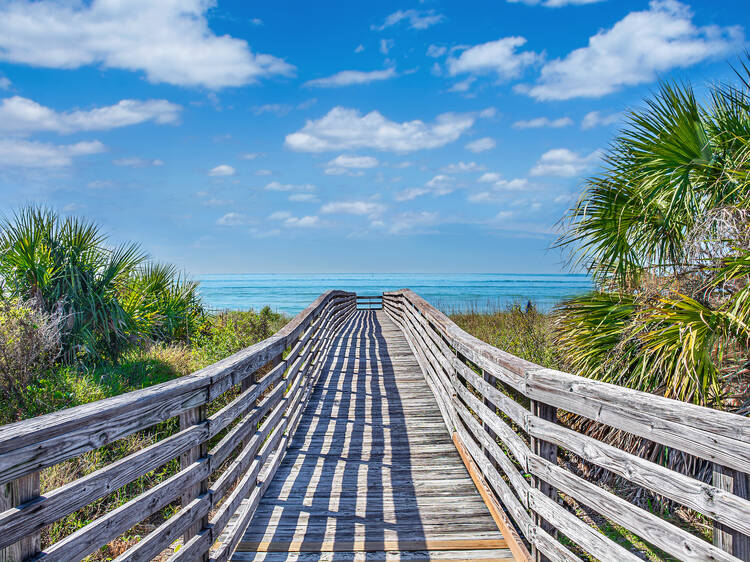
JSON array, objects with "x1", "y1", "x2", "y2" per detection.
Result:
[
  {"x1": 0, "y1": 473, "x2": 40, "y2": 562},
  {"x1": 713, "y1": 465, "x2": 750, "y2": 561},
  {"x1": 529, "y1": 400, "x2": 557, "y2": 562}
]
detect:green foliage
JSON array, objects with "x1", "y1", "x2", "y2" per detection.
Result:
[
  {"x1": 192, "y1": 306, "x2": 287, "y2": 365},
  {"x1": 123, "y1": 262, "x2": 205, "y2": 344},
  {"x1": 556, "y1": 57, "x2": 750, "y2": 408},
  {"x1": 450, "y1": 304, "x2": 561, "y2": 369},
  {"x1": 0, "y1": 206, "x2": 205, "y2": 362}
]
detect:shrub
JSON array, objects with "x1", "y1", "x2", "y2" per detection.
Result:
[{"x1": 0, "y1": 299, "x2": 62, "y2": 423}]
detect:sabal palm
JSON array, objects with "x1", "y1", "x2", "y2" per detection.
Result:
[
  {"x1": 557, "y1": 61, "x2": 750, "y2": 408},
  {"x1": 0, "y1": 206, "x2": 145, "y2": 359}
]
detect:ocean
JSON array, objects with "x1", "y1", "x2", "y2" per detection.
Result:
[{"x1": 195, "y1": 273, "x2": 592, "y2": 316}]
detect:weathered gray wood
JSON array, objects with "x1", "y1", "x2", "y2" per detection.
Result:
[
  {"x1": 0, "y1": 473, "x2": 40, "y2": 561},
  {"x1": 530, "y1": 454, "x2": 740, "y2": 562},
  {"x1": 39, "y1": 460, "x2": 209, "y2": 561},
  {"x1": 714, "y1": 466, "x2": 750, "y2": 561},
  {"x1": 181, "y1": 404, "x2": 209, "y2": 551},
  {"x1": 0, "y1": 424, "x2": 206, "y2": 550},
  {"x1": 529, "y1": 400, "x2": 556, "y2": 562},
  {"x1": 528, "y1": 414, "x2": 750, "y2": 537}
]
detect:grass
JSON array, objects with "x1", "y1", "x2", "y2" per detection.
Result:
[
  {"x1": 451, "y1": 303, "x2": 713, "y2": 562},
  {"x1": 2, "y1": 307, "x2": 288, "y2": 559}
]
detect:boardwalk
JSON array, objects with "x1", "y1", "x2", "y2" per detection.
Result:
[{"x1": 231, "y1": 310, "x2": 510, "y2": 561}]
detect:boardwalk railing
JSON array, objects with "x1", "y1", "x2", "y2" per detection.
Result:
[
  {"x1": 355, "y1": 294, "x2": 383, "y2": 310},
  {"x1": 383, "y1": 289, "x2": 750, "y2": 562},
  {"x1": 0, "y1": 291, "x2": 356, "y2": 562}
]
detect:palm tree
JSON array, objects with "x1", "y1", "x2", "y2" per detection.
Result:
[
  {"x1": 557, "y1": 59, "x2": 750, "y2": 410},
  {"x1": 0, "y1": 206, "x2": 146, "y2": 360}
]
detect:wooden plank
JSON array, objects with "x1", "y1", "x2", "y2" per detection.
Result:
[
  {"x1": 0, "y1": 472, "x2": 40, "y2": 561},
  {"x1": 713, "y1": 466, "x2": 750, "y2": 561},
  {"x1": 529, "y1": 454, "x2": 740, "y2": 562},
  {"x1": 453, "y1": 432, "x2": 532, "y2": 562},
  {"x1": 528, "y1": 411, "x2": 750, "y2": 537},
  {"x1": 529, "y1": 399, "x2": 557, "y2": 562},
  {"x1": 239, "y1": 538, "x2": 507, "y2": 552}
]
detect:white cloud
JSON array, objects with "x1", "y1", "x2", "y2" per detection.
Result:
[
  {"x1": 285, "y1": 107, "x2": 477, "y2": 153},
  {"x1": 288, "y1": 193, "x2": 318, "y2": 203},
  {"x1": 0, "y1": 77, "x2": 10, "y2": 90},
  {"x1": 581, "y1": 111, "x2": 621, "y2": 129},
  {"x1": 447, "y1": 37, "x2": 540, "y2": 80},
  {"x1": 328, "y1": 154, "x2": 379, "y2": 169},
  {"x1": 530, "y1": 148, "x2": 599, "y2": 177},
  {"x1": 466, "y1": 137, "x2": 496, "y2": 153},
  {"x1": 427, "y1": 45, "x2": 447, "y2": 58},
  {"x1": 441, "y1": 161, "x2": 486, "y2": 173},
  {"x1": 525, "y1": 0, "x2": 744, "y2": 100},
  {"x1": 0, "y1": 138, "x2": 104, "y2": 167},
  {"x1": 255, "y1": 169, "x2": 272, "y2": 176},
  {"x1": 305, "y1": 68, "x2": 397, "y2": 88},
  {"x1": 113, "y1": 157, "x2": 162, "y2": 167},
  {"x1": 385, "y1": 211, "x2": 439, "y2": 234},
  {"x1": 0, "y1": 96, "x2": 180, "y2": 135},
  {"x1": 478, "y1": 172, "x2": 502, "y2": 183},
  {"x1": 324, "y1": 167, "x2": 364, "y2": 176},
  {"x1": 242, "y1": 152, "x2": 262, "y2": 160},
  {"x1": 508, "y1": 0, "x2": 605, "y2": 6},
  {"x1": 216, "y1": 212, "x2": 250, "y2": 226},
  {"x1": 0, "y1": 0, "x2": 295, "y2": 89},
  {"x1": 448, "y1": 77, "x2": 476, "y2": 93},
  {"x1": 209, "y1": 164, "x2": 235, "y2": 176},
  {"x1": 202, "y1": 198, "x2": 234, "y2": 207},
  {"x1": 372, "y1": 10, "x2": 444, "y2": 31},
  {"x1": 269, "y1": 211, "x2": 319, "y2": 228},
  {"x1": 396, "y1": 175, "x2": 455, "y2": 201},
  {"x1": 252, "y1": 103, "x2": 292, "y2": 116},
  {"x1": 264, "y1": 181, "x2": 316, "y2": 192},
  {"x1": 468, "y1": 177, "x2": 530, "y2": 201},
  {"x1": 513, "y1": 116, "x2": 574, "y2": 129},
  {"x1": 321, "y1": 201, "x2": 386, "y2": 216},
  {"x1": 380, "y1": 39, "x2": 394, "y2": 55},
  {"x1": 355, "y1": 44, "x2": 365, "y2": 53}
]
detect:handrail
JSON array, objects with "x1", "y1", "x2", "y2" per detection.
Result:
[
  {"x1": 0, "y1": 291, "x2": 356, "y2": 562},
  {"x1": 384, "y1": 289, "x2": 750, "y2": 562}
]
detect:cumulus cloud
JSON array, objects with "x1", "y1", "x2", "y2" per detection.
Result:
[
  {"x1": 524, "y1": 0, "x2": 744, "y2": 100},
  {"x1": 285, "y1": 107, "x2": 477, "y2": 153},
  {"x1": 581, "y1": 111, "x2": 621, "y2": 129},
  {"x1": 0, "y1": 96, "x2": 180, "y2": 135},
  {"x1": 396, "y1": 175, "x2": 455, "y2": 201},
  {"x1": 530, "y1": 148, "x2": 600, "y2": 177},
  {"x1": 269, "y1": 211, "x2": 319, "y2": 228},
  {"x1": 508, "y1": 0, "x2": 605, "y2": 6},
  {"x1": 209, "y1": 164, "x2": 235, "y2": 176},
  {"x1": 328, "y1": 154, "x2": 379, "y2": 168},
  {"x1": 264, "y1": 181, "x2": 316, "y2": 192},
  {"x1": 465, "y1": 137, "x2": 496, "y2": 153},
  {"x1": 382, "y1": 211, "x2": 439, "y2": 234},
  {"x1": 427, "y1": 45, "x2": 447, "y2": 58},
  {"x1": 468, "y1": 177, "x2": 530, "y2": 201},
  {"x1": 113, "y1": 157, "x2": 163, "y2": 167},
  {"x1": 0, "y1": 0, "x2": 295, "y2": 89},
  {"x1": 0, "y1": 77, "x2": 10, "y2": 90},
  {"x1": 441, "y1": 161, "x2": 486, "y2": 173},
  {"x1": 305, "y1": 68, "x2": 397, "y2": 88},
  {"x1": 513, "y1": 116, "x2": 574, "y2": 129},
  {"x1": 0, "y1": 138, "x2": 104, "y2": 167},
  {"x1": 372, "y1": 10, "x2": 444, "y2": 31},
  {"x1": 216, "y1": 212, "x2": 251, "y2": 226},
  {"x1": 447, "y1": 37, "x2": 540, "y2": 80},
  {"x1": 321, "y1": 201, "x2": 385, "y2": 216},
  {"x1": 288, "y1": 193, "x2": 318, "y2": 203}
]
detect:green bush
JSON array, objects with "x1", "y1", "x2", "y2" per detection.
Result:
[{"x1": 0, "y1": 299, "x2": 62, "y2": 423}]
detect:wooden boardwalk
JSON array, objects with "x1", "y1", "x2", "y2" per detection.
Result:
[{"x1": 231, "y1": 310, "x2": 510, "y2": 561}]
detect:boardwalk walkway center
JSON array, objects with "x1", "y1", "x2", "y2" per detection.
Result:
[{"x1": 0, "y1": 291, "x2": 749, "y2": 561}]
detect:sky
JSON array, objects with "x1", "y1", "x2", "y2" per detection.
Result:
[{"x1": 0, "y1": 0, "x2": 747, "y2": 274}]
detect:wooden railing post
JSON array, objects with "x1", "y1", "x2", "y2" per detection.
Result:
[
  {"x1": 530, "y1": 399, "x2": 557, "y2": 562},
  {"x1": 0, "y1": 473, "x2": 40, "y2": 561},
  {"x1": 713, "y1": 465, "x2": 750, "y2": 560},
  {"x1": 180, "y1": 404, "x2": 208, "y2": 559}
]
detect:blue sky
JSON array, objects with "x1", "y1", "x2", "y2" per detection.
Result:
[{"x1": 0, "y1": 0, "x2": 746, "y2": 274}]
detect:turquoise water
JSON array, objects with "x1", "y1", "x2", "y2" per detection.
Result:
[{"x1": 196, "y1": 273, "x2": 592, "y2": 316}]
